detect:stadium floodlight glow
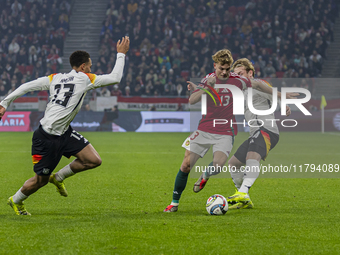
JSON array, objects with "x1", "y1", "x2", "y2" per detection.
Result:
[{"x1": 201, "y1": 85, "x2": 312, "y2": 116}]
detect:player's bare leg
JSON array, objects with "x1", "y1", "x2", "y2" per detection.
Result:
[
  {"x1": 193, "y1": 151, "x2": 229, "y2": 193},
  {"x1": 50, "y1": 144, "x2": 102, "y2": 197},
  {"x1": 164, "y1": 150, "x2": 201, "y2": 212},
  {"x1": 71, "y1": 144, "x2": 102, "y2": 173},
  {"x1": 21, "y1": 174, "x2": 50, "y2": 195}
]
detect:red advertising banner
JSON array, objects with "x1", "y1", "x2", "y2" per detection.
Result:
[{"x1": 0, "y1": 111, "x2": 31, "y2": 131}]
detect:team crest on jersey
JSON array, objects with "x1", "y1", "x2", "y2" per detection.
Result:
[{"x1": 185, "y1": 140, "x2": 190, "y2": 146}]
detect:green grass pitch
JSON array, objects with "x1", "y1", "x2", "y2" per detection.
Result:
[{"x1": 0, "y1": 131, "x2": 340, "y2": 254}]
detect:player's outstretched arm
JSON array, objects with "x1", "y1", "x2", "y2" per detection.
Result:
[
  {"x1": 93, "y1": 36, "x2": 130, "y2": 87},
  {"x1": 250, "y1": 79, "x2": 298, "y2": 99},
  {"x1": 188, "y1": 86, "x2": 204, "y2": 105},
  {"x1": 0, "y1": 77, "x2": 50, "y2": 111},
  {"x1": 250, "y1": 79, "x2": 274, "y2": 94},
  {"x1": 188, "y1": 77, "x2": 216, "y2": 105}
]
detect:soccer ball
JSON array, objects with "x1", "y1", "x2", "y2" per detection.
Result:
[{"x1": 206, "y1": 194, "x2": 228, "y2": 215}]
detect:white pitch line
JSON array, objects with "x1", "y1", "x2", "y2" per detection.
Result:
[{"x1": 325, "y1": 132, "x2": 340, "y2": 136}]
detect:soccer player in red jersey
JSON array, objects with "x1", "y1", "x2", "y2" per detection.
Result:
[{"x1": 164, "y1": 50, "x2": 280, "y2": 212}]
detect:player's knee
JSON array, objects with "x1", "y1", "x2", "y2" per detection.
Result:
[
  {"x1": 228, "y1": 156, "x2": 238, "y2": 167},
  {"x1": 33, "y1": 176, "x2": 49, "y2": 188},
  {"x1": 228, "y1": 158, "x2": 234, "y2": 166}
]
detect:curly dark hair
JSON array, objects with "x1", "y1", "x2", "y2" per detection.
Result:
[{"x1": 69, "y1": 50, "x2": 90, "y2": 68}]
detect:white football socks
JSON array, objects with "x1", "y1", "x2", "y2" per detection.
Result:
[
  {"x1": 230, "y1": 168, "x2": 244, "y2": 190},
  {"x1": 12, "y1": 188, "x2": 28, "y2": 204},
  {"x1": 55, "y1": 164, "x2": 75, "y2": 181},
  {"x1": 239, "y1": 159, "x2": 260, "y2": 194}
]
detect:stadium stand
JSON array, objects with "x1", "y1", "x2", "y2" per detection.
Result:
[
  {"x1": 0, "y1": 0, "x2": 339, "y2": 100},
  {"x1": 96, "y1": 0, "x2": 338, "y2": 97},
  {"x1": 0, "y1": 0, "x2": 73, "y2": 97}
]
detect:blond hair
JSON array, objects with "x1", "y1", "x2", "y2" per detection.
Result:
[
  {"x1": 212, "y1": 49, "x2": 233, "y2": 66},
  {"x1": 232, "y1": 58, "x2": 255, "y2": 76}
]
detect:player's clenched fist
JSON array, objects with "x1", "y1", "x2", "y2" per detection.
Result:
[
  {"x1": 0, "y1": 105, "x2": 6, "y2": 121},
  {"x1": 117, "y1": 36, "x2": 130, "y2": 54},
  {"x1": 187, "y1": 81, "x2": 197, "y2": 91}
]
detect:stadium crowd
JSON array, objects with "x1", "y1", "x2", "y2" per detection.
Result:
[
  {"x1": 0, "y1": 0, "x2": 72, "y2": 98},
  {"x1": 97, "y1": 0, "x2": 338, "y2": 97},
  {"x1": 0, "y1": 0, "x2": 338, "y2": 99}
]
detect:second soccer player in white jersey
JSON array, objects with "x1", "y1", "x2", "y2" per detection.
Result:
[
  {"x1": 0, "y1": 36, "x2": 130, "y2": 216},
  {"x1": 227, "y1": 58, "x2": 291, "y2": 208}
]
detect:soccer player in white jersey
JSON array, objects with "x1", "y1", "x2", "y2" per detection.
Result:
[
  {"x1": 0, "y1": 36, "x2": 130, "y2": 216},
  {"x1": 194, "y1": 58, "x2": 291, "y2": 209}
]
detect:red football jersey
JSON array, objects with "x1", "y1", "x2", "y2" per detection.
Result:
[{"x1": 192, "y1": 71, "x2": 251, "y2": 136}]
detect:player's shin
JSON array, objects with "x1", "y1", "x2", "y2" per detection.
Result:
[
  {"x1": 204, "y1": 161, "x2": 222, "y2": 179},
  {"x1": 239, "y1": 159, "x2": 260, "y2": 193},
  {"x1": 172, "y1": 169, "x2": 189, "y2": 205},
  {"x1": 203, "y1": 162, "x2": 214, "y2": 179}
]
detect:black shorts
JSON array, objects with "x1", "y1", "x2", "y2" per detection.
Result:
[
  {"x1": 233, "y1": 127, "x2": 279, "y2": 164},
  {"x1": 31, "y1": 125, "x2": 90, "y2": 176}
]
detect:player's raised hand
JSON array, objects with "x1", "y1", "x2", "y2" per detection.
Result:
[
  {"x1": 0, "y1": 105, "x2": 6, "y2": 121},
  {"x1": 117, "y1": 36, "x2": 130, "y2": 54},
  {"x1": 187, "y1": 81, "x2": 197, "y2": 91}
]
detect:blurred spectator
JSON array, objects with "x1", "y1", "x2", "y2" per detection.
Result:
[
  {"x1": 84, "y1": 104, "x2": 92, "y2": 112},
  {"x1": 17, "y1": 48, "x2": 28, "y2": 66},
  {"x1": 28, "y1": 46, "x2": 38, "y2": 66},
  {"x1": 99, "y1": 87, "x2": 111, "y2": 97},
  {"x1": 111, "y1": 84, "x2": 122, "y2": 96},
  {"x1": 56, "y1": 15, "x2": 69, "y2": 32},
  {"x1": 8, "y1": 38, "x2": 20, "y2": 54},
  {"x1": 176, "y1": 84, "x2": 183, "y2": 96},
  {"x1": 125, "y1": 86, "x2": 131, "y2": 96},
  {"x1": 263, "y1": 62, "x2": 276, "y2": 78},
  {"x1": 0, "y1": 84, "x2": 7, "y2": 97}
]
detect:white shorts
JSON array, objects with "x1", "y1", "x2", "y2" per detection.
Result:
[{"x1": 182, "y1": 130, "x2": 233, "y2": 158}]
